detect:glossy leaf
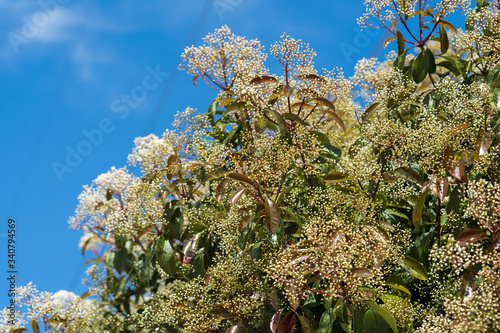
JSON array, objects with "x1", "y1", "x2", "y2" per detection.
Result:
[
  {"x1": 277, "y1": 312, "x2": 296, "y2": 333},
  {"x1": 265, "y1": 197, "x2": 280, "y2": 234},
  {"x1": 436, "y1": 178, "x2": 449, "y2": 201},
  {"x1": 324, "y1": 171, "x2": 348, "y2": 183},
  {"x1": 270, "y1": 309, "x2": 283, "y2": 333},
  {"x1": 363, "y1": 301, "x2": 397, "y2": 333},
  {"x1": 317, "y1": 308, "x2": 335, "y2": 333},
  {"x1": 383, "y1": 36, "x2": 397, "y2": 49},
  {"x1": 479, "y1": 131, "x2": 493, "y2": 155},
  {"x1": 451, "y1": 123, "x2": 472, "y2": 136},
  {"x1": 400, "y1": 255, "x2": 428, "y2": 280},
  {"x1": 456, "y1": 229, "x2": 489, "y2": 246},
  {"x1": 438, "y1": 20, "x2": 457, "y2": 33},
  {"x1": 231, "y1": 188, "x2": 247, "y2": 205},
  {"x1": 30, "y1": 320, "x2": 40, "y2": 333}
]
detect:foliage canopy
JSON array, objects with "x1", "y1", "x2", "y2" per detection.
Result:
[{"x1": 3, "y1": 0, "x2": 500, "y2": 332}]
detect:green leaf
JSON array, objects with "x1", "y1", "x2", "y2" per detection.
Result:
[
  {"x1": 106, "y1": 188, "x2": 113, "y2": 201},
  {"x1": 400, "y1": 254, "x2": 428, "y2": 280},
  {"x1": 207, "y1": 96, "x2": 218, "y2": 125},
  {"x1": 387, "y1": 283, "x2": 411, "y2": 296},
  {"x1": 282, "y1": 113, "x2": 309, "y2": 126},
  {"x1": 309, "y1": 130, "x2": 331, "y2": 145},
  {"x1": 364, "y1": 309, "x2": 392, "y2": 333},
  {"x1": 439, "y1": 25, "x2": 449, "y2": 54},
  {"x1": 396, "y1": 30, "x2": 405, "y2": 55},
  {"x1": 438, "y1": 20, "x2": 457, "y2": 34},
  {"x1": 324, "y1": 171, "x2": 348, "y2": 183},
  {"x1": 424, "y1": 48, "x2": 436, "y2": 74},
  {"x1": 265, "y1": 197, "x2": 280, "y2": 234},
  {"x1": 351, "y1": 267, "x2": 372, "y2": 278},
  {"x1": 383, "y1": 36, "x2": 397, "y2": 49},
  {"x1": 412, "y1": 191, "x2": 427, "y2": 229},
  {"x1": 30, "y1": 319, "x2": 40, "y2": 333},
  {"x1": 157, "y1": 236, "x2": 178, "y2": 276},
  {"x1": 317, "y1": 308, "x2": 335, "y2": 333},
  {"x1": 394, "y1": 50, "x2": 408, "y2": 71},
  {"x1": 363, "y1": 301, "x2": 397, "y2": 333},
  {"x1": 361, "y1": 102, "x2": 380, "y2": 122},
  {"x1": 268, "y1": 109, "x2": 288, "y2": 137},
  {"x1": 456, "y1": 229, "x2": 489, "y2": 246},
  {"x1": 226, "y1": 173, "x2": 254, "y2": 187},
  {"x1": 412, "y1": 51, "x2": 427, "y2": 83}
]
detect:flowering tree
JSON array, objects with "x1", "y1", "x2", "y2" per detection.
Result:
[{"x1": 3, "y1": 0, "x2": 500, "y2": 332}]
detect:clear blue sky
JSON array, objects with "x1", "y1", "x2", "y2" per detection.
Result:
[{"x1": 0, "y1": 0, "x2": 390, "y2": 306}]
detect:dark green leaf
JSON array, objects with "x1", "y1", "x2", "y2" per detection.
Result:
[
  {"x1": 298, "y1": 314, "x2": 315, "y2": 333},
  {"x1": 364, "y1": 309, "x2": 392, "y2": 333},
  {"x1": 317, "y1": 308, "x2": 335, "y2": 333},
  {"x1": 396, "y1": 30, "x2": 405, "y2": 55},
  {"x1": 439, "y1": 25, "x2": 449, "y2": 54}
]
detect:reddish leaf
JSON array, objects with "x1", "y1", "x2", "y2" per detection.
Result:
[
  {"x1": 265, "y1": 197, "x2": 281, "y2": 234},
  {"x1": 277, "y1": 312, "x2": 297, "y2": 333},
  {"x1": 351, "y1": 267, "x2": 373, "y2": 278},
  {"x1": 227, "y1": 173, "x2": 254, "y2": 187},
  {"x1": 231, "y1": 188, "x2": 247, "y2": 205},
  {"x1": 457, "y1": 229, "x2": 489, "y2": 246},
  {"x1": 436, "y1": 178, "x2": 449, "y2": 201}
]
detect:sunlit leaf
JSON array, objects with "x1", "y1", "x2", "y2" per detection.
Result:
[
  {"x1": 250, "y1": 75, "x2": 278, "y2": 85},
  {"x1": 384, "y1": 36, "x2": 397, "y2": 48},
  {"x1": 231, "y1": 188, "x2": 247, "y2": 205},
  {"x1": 296, "y1": 73, "x2": 326, "y2": 85},
  {"x1": 324, "y1": 171, "x2": 348, "y2": 183},
  {"x1": 400, "y1": 255, "x2": 428, "y2": 280},
  {"x1": 479, "y1": 131, "x2": 493, "y2": 155},
  {"x1": 227, "y1": 173, "x2": 254, "y2": 187},
  {"x1": 412, "y1": 192, "x2": 427, "y2": 229},
  {"x1": 363, "y1": 301, "x2": 397, "y2": 333},
  {"x1": 362, "y1": 102, "x2": 380, "y2": 122}
]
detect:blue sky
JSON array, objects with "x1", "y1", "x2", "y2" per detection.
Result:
[{"x1": 0, "y1": 0, "x2": 390, "y2": 306}]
